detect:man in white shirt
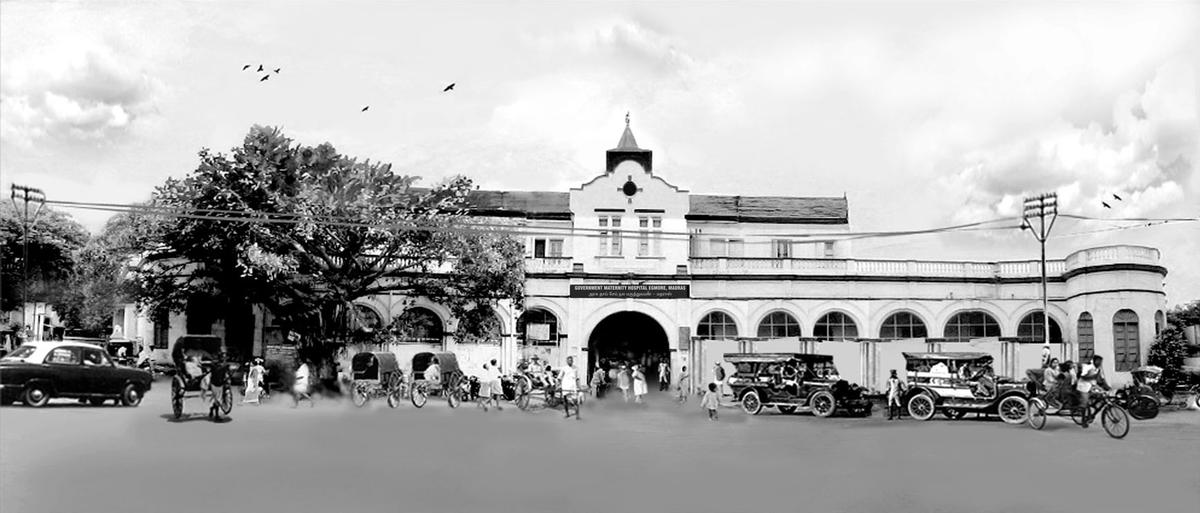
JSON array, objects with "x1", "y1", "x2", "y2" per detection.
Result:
[
  {"x1": 558, "y1": 356, "x2": 581, "y2": 420},
  {"x1": 1076, "y1": 355, "x2": 1107, "y2": 428}
]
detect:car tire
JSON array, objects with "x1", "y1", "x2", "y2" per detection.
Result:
[
  {"x1": 810, "y1": 390, "x2": 836, "y2": 418},
  {"x1": 907, "y1": 393, "x2": 935, "y2": 421},
  {"x1": 120, "y1": 384, "x2": 143, "y2": 407},
  {"x1": 741, "y1": 391, "x2": 763, "y2": 415},
  {"x1": 997, "y1": 396, "x2": 1028, "y2": 425},
  {"x1": 23, "y1": 384, "x2": 51, "y2": 408}
]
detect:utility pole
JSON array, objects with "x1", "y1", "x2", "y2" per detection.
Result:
[
  {"x1": 1022, "y1": 192, "x2": 1059, "y2": 360},
  {"x1": 10, "y1": 185, "x2": 46, "y2": 340}
]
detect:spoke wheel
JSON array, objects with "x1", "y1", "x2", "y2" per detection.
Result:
[
  {"x1": 171, "y1": 377, "x2": 185, "y2": 419},
  {"x1": 387, "y1": 388, "x2": 400, "y2": 408},
  {"x1": 411, "y1": 385, "x2": 428, "y2": 408},
  {"x1": 220, "y1": 385, "x2": 233, "y2": 414},
  {"x1": 1101, "y1": 405, "x2": 1130, "y2": 439},
  {"x1": 447, "y1": 387, "x2": 461, "y2": 408},
  {"x1": 907, "y1": 394, "x2": 935, "y2": 421},
  {"x1": 998, "y1": 396, "x2": 1029, "y2": 425},
  {"x1": 352, "y1": 386, "x2": 369, "y2": 408},
  {"x1": 741, "y1": 391, "x2": 763, "y2": 415},
  {"x1": 23, "y1": 385, "x2": 50, "y2": 408},
  {"x1": 810, "y1": 391, "x2": 836, "y2": 418},
  {"x1": 1129, "y1": 395, "x2": 1158, "y2": 420},
  {"x1": 1027, "y1": 398, "x2": 1047, "y2": 430}
]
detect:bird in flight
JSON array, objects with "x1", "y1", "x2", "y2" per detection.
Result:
[
  {"x1": 274, "y1": 68, "x2": 281, "y2": 74},
  {"x1": 260, "y1": 75, "x2": 270, "y2": 82},
  {"x1": 1112, "y1": 193, "x2": 1123, "y2": 201},
  {"x1": 257, "y1": 64, "x2": 264, "y2": 72},
  {"x1": 242, "y1": 64, "x2": 250, "y2": 71},
  {"x1": 1101, "y1": 201, "x2": 1112, "y2": 209},
  {"x1": 361, "y1": 106, "x2": 369, "y2": 112},
  {"x1": 443, "y1": 83, "x2": 455, "y2": 92}
]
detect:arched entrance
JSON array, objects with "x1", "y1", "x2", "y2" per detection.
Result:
[{"x1": 588, "y1": 311, "x2": 671, "y2": 389}]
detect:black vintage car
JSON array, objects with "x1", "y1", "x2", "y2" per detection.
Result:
[
  {"x1": 725, "y1": 353, "x2": 873, "y2": 417},
  {"x1": 0, "y1": 342, "x2": 153, "y2": 407}
]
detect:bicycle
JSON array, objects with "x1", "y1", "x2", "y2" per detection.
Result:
[{"x1": 1027, "y1": 390, "x2": 1130, "y2": 439}]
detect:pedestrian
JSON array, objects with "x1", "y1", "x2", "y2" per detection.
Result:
[
  {"x1": 558, "y1": 356, "x2": 581, "y2": 420},
  {"x1": 658, "y1": 359, "x2": 670, "y2": 392},
  {"x1": 677, "y1": 365, "x2": 690, "y2": 404},
  {"x1": 292, "y1": 359, "x2": 314, "y2": 408},
  {"x1": 701, "y1": 383, "x2": 720, "y2": 421},
  {"x1": 591, "y1": 362, "x2": 606, "y2": 399},
  {"x1": 487, "y1": 359, "x2": 505, "y2": 410},
  {"x1": 885, "y1": 369, "x2": 906, "y2": 420},
  {"x1": 243, "y1": 358, "x2": 266, "y2": 405},
  {"x1": 713, "y1": 362, "x2": 727, "y2": 399},
  {"x1": 632, "y1": 364, "x2": 648, "y2": 404},
  {"x1": 617, "y1": 363, "x2": 632, "y2": 402},
  {"x1": 479, "y1": 361, "x2": 502, "y2": 412}
]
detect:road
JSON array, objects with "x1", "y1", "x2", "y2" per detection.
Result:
[{"x1": 2, "y1": 383, "x2": 1198, "y2": 513}]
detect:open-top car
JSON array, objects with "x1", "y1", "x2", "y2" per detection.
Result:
[
  {"x1": 0, "y1": 341, "x2": 152, "y2": 407},
  {"x1": 725, "y1": 353, "x2": 873, "y2": 417},
  {"x1": 902, "y1": 352, "x2": 1029, "y2": 424}
]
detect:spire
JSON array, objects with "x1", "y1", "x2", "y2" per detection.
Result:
[
  {"x1": 616, "y1": 111, "x2": 639, "y2": 149},
  {"x1": 606, "y1": 111, "x2": 651, "y2": 172}
]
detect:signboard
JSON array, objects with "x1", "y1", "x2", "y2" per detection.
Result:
[
  {"x1": 569, "y1": 284, "x2": 690, "y2": 299},
  {"x1": 527, "y1": 323, "x2": 551, "y2": 341}
]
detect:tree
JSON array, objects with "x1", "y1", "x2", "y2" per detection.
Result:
[
  {"x1": 1148, "y1": 300, "x2": 1200, "y2": 388},
  {"x1": 131, "y1": 126, "x2": 525, "y2": 362},
  {"x1": 0, "y1": 202, "x2": 88, "y2": 314}
]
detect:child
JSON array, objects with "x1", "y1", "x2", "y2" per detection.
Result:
[
  {"x1": 701, "y1": 383, "x2": 720, "y2": 421},
  {"x1": 677, "y1": 366, "x2": 690, "y2": 404}
]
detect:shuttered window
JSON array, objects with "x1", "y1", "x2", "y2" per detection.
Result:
[
  {"x1": 1077, "y1": 313, "x2": 1094, "y2": 361},
  {"x1": 1112, "y1": 310, "x2": 1140, "y2": 372}
]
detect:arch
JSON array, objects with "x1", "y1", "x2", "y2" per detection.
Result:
[
  {"x1": 1112, "y1": 309, "x2": 1140, "y2": 371},
  {"x1": 517, "y1": 308, "x2": 560, "y2": 346},
  {"x1": 697, "y1": 310, "x2": 739, "y2": 339},
  {"x1": 588, "y1": 311, "x2": 671, "y2": 383},
  {"x1": 1155, "y1": 310, "x2": 1165, "y2": 335},
  {"x1": 393, "y1": 306, "x2": 444, "y2": 343},
  {"x1": 813, "y1": 310, "x2": 860, "y2": 340},
  {"x1": 756, "y1": 310, "x2": 802, "y2": 338},
  {"x1": 1077, "y1": 312, "x2": 1095, "y2": 361},
  {"x1": 1015, "y1": 310, "x2": 1063, "y2": 344},
  {"x1": 943, "y1": 310, "x2": 1001, "y2": 341},
  {"x1": 878, "y1": 310, "x2": 928, "y2": 340},
  {"x1": 352, "y1": 302, "x2": 384, "y2": 332}
]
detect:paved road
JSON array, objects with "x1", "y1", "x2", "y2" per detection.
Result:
[{"x1": 2, "y1": 383, "x2": 1198, "y2": 513}]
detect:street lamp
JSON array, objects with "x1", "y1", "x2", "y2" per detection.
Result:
[{"x1": 1022, "y1": 192, "x2": 1058, "y2": 360}]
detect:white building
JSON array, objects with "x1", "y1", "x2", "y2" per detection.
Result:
[{"x1": 118, "y1": 120, "x2": 1170, "y2": 391}]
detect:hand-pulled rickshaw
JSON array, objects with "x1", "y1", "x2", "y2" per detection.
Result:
[
  {"x1": 350, "y1": 352, "x2": 406, "y2": 408},
  {"x1": 1026, "y1": 366, "x2": 1130, "y2": 439},
  {"x1": 170, "y1": 335, "x2": 234, "y2": 421},
  {"x1": 1114, "y1": 365, "x2": 1200, "y2": 420},
  {"x1": 410, "y1": 352, "x2": 466, "y2": 408},
  {"x1": 510, "y1": 358, "x2": 572, "y2": 411}
]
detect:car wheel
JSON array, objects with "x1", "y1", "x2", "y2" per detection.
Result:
[
  {"x1": 120, "y1": 383, "x2": 143, "y2": 407},
  {"x1": 1027, "y1": 398, "x2": 1047, "y2": 430},
  {"x1": 810, "y1": 391, "x2": 836, "y2": 418},
  {"x1": 741, "y1": 391, "x2": 763, "y2": 415},
  {"x1": 997, "y1": 396, "x2": 1029, "y2": 425},
  {"x1": 89, "y1": 397, "x2": 107, "y2": 406},
  {"x1": 777, "y1": 405, "x2": 797, "y2": 414},
  {"x1": 23, "y1": 384, "x2": 51, "y2": 408},
  {"x1": 906, "y1": 394, "x2": 935, "y2": 421}
]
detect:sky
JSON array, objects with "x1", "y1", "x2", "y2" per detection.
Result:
[{"x1": 1, "y1": 0, "x2": 1198, "y2": 305}]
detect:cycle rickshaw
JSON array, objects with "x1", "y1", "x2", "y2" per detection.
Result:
[
  {"x1": 1026, "y1": 370, "x2": 1130, "y2": 439},
  {"x1": 1114, "y1": 365, "x2": 1200, "y2": 420},
  {"x1": 169, "y1": 335, "x2": 234, "y2": 421},
  {"x1": 350, "y1": 351, "x2": 406, "y2": 408},
  {"x1": 410, "y1": 352, "x2": 466, "y2": 408}
]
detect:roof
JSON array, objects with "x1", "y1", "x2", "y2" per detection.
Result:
[
  {"x1": 723, "y1": 353, "x2": 834, "y2": 363},
  {"x1": 464, "y1": 191, "x2": 572, "y2": 220},
  {"x1": 615, "y1": 125, "x2": 641, "y2": 150},
  {"x1": 687, "y1": 195, "x2": 849, "y2": 224},
  {"x1": 902, "y1": 352, "x2": 993, "y2": 361}
]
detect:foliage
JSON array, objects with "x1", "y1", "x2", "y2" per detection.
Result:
[
  {"x1": 1148, "y1": 325, "x2": 1190, "y2": 388},
  {"x1": 0, "y1": 202, "x2": 88, "y2": 313},
  {"x1": 1167, "y1": 300, "x2": 1200, "y2": 328}
]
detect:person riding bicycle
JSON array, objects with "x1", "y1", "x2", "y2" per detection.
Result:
[{"x1": 1077, "y1": 355, "x2": 1109, "y2": 428}]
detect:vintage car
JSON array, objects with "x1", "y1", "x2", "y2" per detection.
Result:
[
  {"x1": 725, "y1": 353, "x2": 873, "y2": 417},
  {"x1": 0, "y1": 341, "x2": 153, "y2": 407},
  {"x1": 902, "y1": 352, "x2": 1029, "y2": 424}
]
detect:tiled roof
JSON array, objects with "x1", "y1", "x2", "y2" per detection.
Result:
[{"x1": 459, "y1": 190, "x2": 848, "y2": 224}]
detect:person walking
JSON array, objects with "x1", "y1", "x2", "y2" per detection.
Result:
[
  {"x1": 292, "y1": 359, "x2": 314, "y2": 408},
  {"x1": 677, "y1": 365, "x2": 691, "y2": 404},
  {"x1": 479, "y1": 360, "x2": 503, "y2": 412},
  {"x1": 243, "y1": 358, "x2": 266, "y2": 405},
  {"x1": 701, "y1": 383, "x2": 720, "y2": 421},
  {"x1": 617, "y1": 363, "x2": 632, "y2": 402},
  {"x1": 658, "y1": 360, "x2": 670, "y2": 392},
  {"x1": 558, "y1": 356, "x2": 581, "y2": 420},
  {"x1": 632, "y1": 364, "x2": 648, "y2": 404},
  {"x1": 885, "y1": 369, "x2": 906, "y2": 420},
  {"x1": 591, "y1": 362, "x2": 606, "y2": 400}
]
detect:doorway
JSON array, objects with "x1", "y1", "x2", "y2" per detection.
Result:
[{"x1": 588, "y1": 311, "x2": 671, "y2": 389}]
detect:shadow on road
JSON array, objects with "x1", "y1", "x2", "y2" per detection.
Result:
[{"x1": 159, "y1": 413, "x2": 234, "y2": 424}]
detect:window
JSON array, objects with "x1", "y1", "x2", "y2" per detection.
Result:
[
  {"x1": 771, "y1": 240, "x2": 792, "y2": 259},
  {"x1": 352, "y1": 304, "x2": 383, "y2": 332},
  {"x1": 942, "y1": 311, "x2": 1001, "y2": 341},
  {"x1": 697, "y1": 311, "x2": 738, "y2": 339},
  {"x1": 82, "y1": 348, "x2": 110, "y2": 367},
  {"x1": 880, "y1": 312, "x2": 927, "y2": 340},
  {"x1": 394, "y1": 307, "x2": 444, "y2": 343},
  {"x1": 1155, "y1": 311, "x2": 1165, "y2": 335},
  {"x1": 637, "y1": 216, "x2": 663, "y2": 257},
  {"x1": 709, "y1": 238, "x2": 744, "y2": 257},
  {"x1": 1113, "y1": 310, "x2": 1140, "y2": 372},
  {"x1": 814, "y1": 312, "x2": 858, "y2": 340},
  {"x1": 45, "y1": 347, "x2": 81, "y2": 365},
  {"x1": 1077, "y1": 313, "x2": 1094, "y2": 361},
  {"x1": 153, "y1": 310, "x2": 170, "y2": 349},
  {"x1": 823, "y1": 241, "x2": 836, "y2": 258},
  {"x1": 1016, "y1": 312, "x2": 1063, "y2": 344},
  {"x1": 518, "y1": 309, "x2": 559, "y2": 346},
  {"x1": 532, "y1": 238, "x2": 564, "y2": 258},
  {"x1": 598, "y1": 217, "x2": 622, "y2": 256},
  {"x1": 757, "y1": 311, "x2": 801, "y2": 338}
]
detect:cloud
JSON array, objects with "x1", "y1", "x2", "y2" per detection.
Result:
[{"x1": 0, "y1": 47, "x2": 163, "y2": 147}]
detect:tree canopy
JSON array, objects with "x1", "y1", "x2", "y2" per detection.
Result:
[{"x1": 0, "y1": 201, "x2": 88, "y2": 315}]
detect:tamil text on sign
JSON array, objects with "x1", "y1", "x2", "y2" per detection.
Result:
[{"x1": 569, "y1": 284, "x2": 690, "y2": 299}]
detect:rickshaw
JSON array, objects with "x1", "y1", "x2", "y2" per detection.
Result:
[
  {"x1": 1027, "y1": 386, "x2": 1130, "y2": 439},
  {"x1": 169, "y1": 335, "x2": 234, "y2": 421},
  {"x1": 510, "y1": 357, "x2": 565, "y2": 411},
  {"x1": 1115, "y1": 365, "x2": 1200, "y2": 419},
  {"x1": 410, "y1": 352, "x2": 466, "y2": 408},
  {"x1": 350, "y1": 352, "x2": 406, "y2": 408}
]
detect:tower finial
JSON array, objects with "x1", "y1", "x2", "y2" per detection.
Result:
[{"x1": 625, "y1": 111, "x2": 630, "y2": 127}]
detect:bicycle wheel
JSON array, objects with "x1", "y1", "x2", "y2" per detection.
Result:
[
  {"x1": 1027, "y1": 398, "x2": 1047, "y2": 430},
  {"x1": 220, "y1": 385, "x2": 234, "y2": 415},
  {"x1": 411, "y1": 384, "x2": 428, "y2": 408},
  {"x1": 1101, "y1": 405, "x2": 1130, "y2": 439}
]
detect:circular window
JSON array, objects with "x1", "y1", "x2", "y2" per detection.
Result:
[{"x1": 622, "y1": 180, "x2": 639, "y2": 197}]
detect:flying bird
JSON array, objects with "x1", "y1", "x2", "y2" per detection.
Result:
[
  {"x1": 443, "y1": 83, "x2": 455, "y2": 92},
  {"x1": 260, "y1": 75, "x2": 270, "y2": 82},
  {"x1": 242, "y1": 64, "x2": 250, "y2": 71},
  {"x1": 1102, "y1": 201, "x2": 1112, "y2": 209},
  {"x1": 1112, "y1": 193, "x2": 1123, "y2": 201},
  {"x1": 274, "y1": 68, "x2": 281, "y2": 74},
  {"x1": 257, "y1": 64, "x2": 264, "y2": 72},
  {"x1": 361, "y1": 106, "x2": 369, "y2": 112}
]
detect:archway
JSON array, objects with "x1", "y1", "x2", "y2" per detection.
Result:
[{"x1": 588, "y1": 311, "x2": 671, "y2": 390}]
